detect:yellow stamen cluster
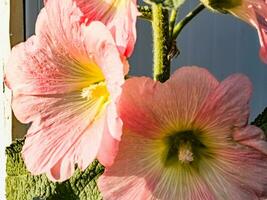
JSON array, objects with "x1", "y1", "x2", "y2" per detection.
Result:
[{"x1": 82, "y1": 82, "x2": 110, "y2": 102}]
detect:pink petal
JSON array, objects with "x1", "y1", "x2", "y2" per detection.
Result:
[
  {"x1": 47, "y1": 148, "x2": 76, "y2": 182},
  {"x1": 199, "y1": 142, "x2": 267, "y2": 199},
  {"x1": 6, "y1": 0, "x2": 125, "y2": 181},
  {"x1": 230, "y1": 1, "x2": 267, "y2": 63},
  {"x1": 98, "y1": 125, "x2": 216, "y2": 200},
  {"x1": 100, "y1": 66, "x2": 267, "y2": 199},
  {"x1": 195, "y1": 74, "x2": 252, "y2": 131},
  {"x1": 234, "y1": 125, "x2": 267, "y2": 155},
  {"x1": 6, "y1": 1, "x2": 101, "y2": 94},
  {"x1": 82, "y1": 21, "x2": 125, "y2": 100},
  {"x1": 6, "y1": 0, "x2": 125, "y2": 95},
  {"x1": 98, "y1": 131, "x2": 162, "y2": 200},
  {"x1": 74, "y1": 0, "x2": 138, "y2": 57},
  {"x1": 99, "y1": 176, "x2": 154, "y2": 200},
  {"x1": 106, "y1": 102, "x2": 123, "y2": 140},
  {"x1": 119, "y1": 66, "x2": 219, "y2": 137},
  {"x1": 96, "y1": 117, "x2": 120, "y2": 167},
  {"x1": 20, "y1": 92, "x2": 104, "y2": 180}
]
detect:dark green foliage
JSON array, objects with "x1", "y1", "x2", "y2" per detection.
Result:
[
  {"x1": 6, "y1": 139, "x2": 104, "y2": 200},
  {"x1": 251, "y1": 107, "x2": 267, "y2": 134}
]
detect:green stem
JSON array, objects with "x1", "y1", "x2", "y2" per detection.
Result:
[
  {"x1": 169, "y1": 9, "x2": 177, "y2": 39},
  {"x1": 152, "y1": 3, "x2": 170, "y2": 82},
  {"x1": 172, "y1": 4, "x2": 205, "y2": 40}
]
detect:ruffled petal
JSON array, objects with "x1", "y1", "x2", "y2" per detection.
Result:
[
  {"x1": 6, "y1": 0, "x2": 103, "y2": 94},
  {"x1": 98, "y1": 131, "x2": 162, "y2": 200},
  {"x1": 199, "y1": 141, "x2": 267, "y2": 199},
  {"x1": 6, "y1": 0, "x2": 125, "y2": 181},
  {"x1": 96, "y1": 107, "x2": 121, "y2": 167},
  {"x1": 195, "y1": 74, "x2": 252, "y2": 132},
  {"x1": 19, "y1": 92, "x2": 104, "y2": 180},
  {"x1": 234, "y1": 125, "x2": 267, "y2": 155},
  {"x1": 96, "y1": 125, "x2": 120, "y2": 167},
  {"x1": 74, "y1": 0, "x2": 138, "y2": 57},
  {"x1": 100, "y1": 66, "x2": 267, "y2": 200},
  {"x1": 47, "y1": 148, "x2": 76, "y2": 182},
  {"x1": 119, "y1": 66, "x2": 219, "y2": 137},
  {"x1": 82, "y1": 21, "x2": 125, "y2": 99}
]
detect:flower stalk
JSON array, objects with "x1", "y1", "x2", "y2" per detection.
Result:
[
  {"x1": 152, "y1": 3, "x2": 170, "y2": 82},
  {"x1": 172, "y1": 4, "x2": 205, "y2": 40},
  {"x1": 169, "y1": 9, "x2": 178, "y2": 39}
]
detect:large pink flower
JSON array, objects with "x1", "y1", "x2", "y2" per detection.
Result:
[
  {"x1": 201, "y1": 0, "x2": 267, "y2": 64},
  {"x1": 98, "y1": 67, "x2": 267, "y2": 200},
  {"x1": 72, "y1": 0, "x2": 138, "y2": 58},
  {"x1": 5, "y1": 0, "x2": 125, "y2": 182}
]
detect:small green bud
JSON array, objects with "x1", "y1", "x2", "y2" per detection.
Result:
[{"x1": 201, "y1": 0, "x2": 242, "y2": 13}]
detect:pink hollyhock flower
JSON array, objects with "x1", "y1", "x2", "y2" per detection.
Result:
[
  {"x1": 5, "y1": 0, "x2": 125, "y2": 182},
  {"x1": 71, "y1": 0, "x2": 138, "y2": 58},
  {"x1": 98, "y1": 66, "x2": 267, "y2": 200},
  {"x1": 201, "y1": 0, "x2": 267, "y2": 64}
]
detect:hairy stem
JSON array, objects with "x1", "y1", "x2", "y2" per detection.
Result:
[{"x1": 152, "y1": 3, "x2": 170, "y2": 82}]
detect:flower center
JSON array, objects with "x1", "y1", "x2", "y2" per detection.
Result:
[
  {"x1": 82, "y1": 82, "x2": 109, "y2": 103},
  {"x1": 163, "y1": 130, "x2": 207, "y2": 167},
  {"x1": 178, "y1": 141, "x2": 194, "y2": 164}
]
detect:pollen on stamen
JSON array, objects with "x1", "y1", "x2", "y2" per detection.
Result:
[
  {"x1": 81, "y1": 87, "x2": 92, "y2": 100},
  {"x1": 178, "y1": 142, "x2": 194, "y2": 164},
  {"x1": 81, "y1": 82, "x2": 110, "y2": 101}
]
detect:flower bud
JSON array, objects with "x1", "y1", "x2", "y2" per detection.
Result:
[{"x1": 201, "y1": 0, "x2": 242, "y2": 13}]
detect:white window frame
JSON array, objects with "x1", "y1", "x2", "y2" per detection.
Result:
[{"x1": 0, "y1": 0, "x2": 12, "y2": 199}]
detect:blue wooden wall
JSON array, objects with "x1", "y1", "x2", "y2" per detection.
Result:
[{"x1": 25, "y1": 0, "x2": 267, "y2": 120}]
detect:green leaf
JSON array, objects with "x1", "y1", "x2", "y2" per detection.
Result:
[
  {"x1": 144, "y1": 0, "x2": 186, "y2": 9},
  {"x1": 251, "y1": 107, "x2": 267, "y2": 135},
  {"x1": 6, "y1": 139, "x2": 104, "y2": 200}
]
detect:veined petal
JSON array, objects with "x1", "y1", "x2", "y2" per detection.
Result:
[
  {"x1": 99, "y1": 129, "x2": 216, "y2": 200},
  {"x1": 234, "y1": 125, "x2": 267, "y2": 155},
  {"x1": 6, "y1": 0, "x2": 125, "y2": 181},
  {"x1": 99, "y1": 66, "x2": 267, "y2": 200},
  {"x1": 199, "y1": 144, "x2": 267, "y2": 199},
  {"x1": 119, "y1": 66, "x2": 219, "y2": 138},
  {"x1": 74, "y1": 0, "x2": 138, "y2": 57},
  {"x1": 6, "y1": 1, "x2": 100, "y2": 94},
  {"x1": 20, "y1": 91, "x2": 103, "y2": 176},
  {"x1": 98, "y1": 131, "x2": 163, "y2": 200},
  {"x1": 195, "y1": 74, "x2": 252, "y2": 133}
]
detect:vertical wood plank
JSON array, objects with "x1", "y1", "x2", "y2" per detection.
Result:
[
  {"x1": 10, "y1": 0, "x2": 28, "y2": 139},
  {"x1": 0, "y1": 0, "x2": 11, "y2": 198},
  {"x1": 10, "y1": 0, "x2": 24, "y2": 46}
]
